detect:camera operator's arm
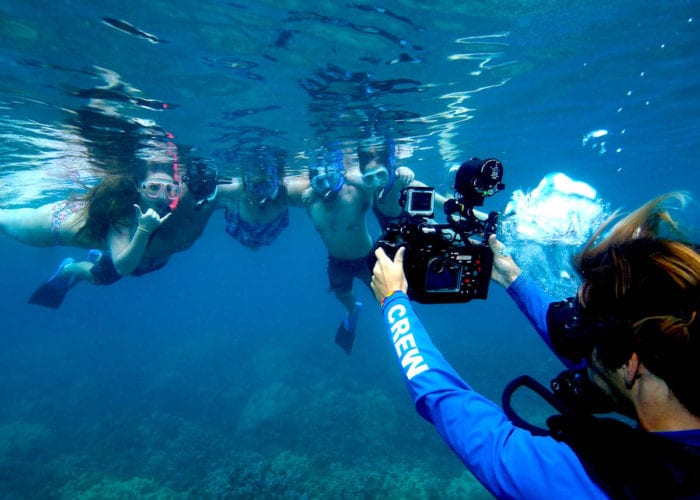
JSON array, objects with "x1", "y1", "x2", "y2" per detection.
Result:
[
  {"x1": 488, "y1": 234, "x2": 559, "y2": 353},
  {"x1": 370, "y1": 247, "x2": 606, "y2": 499},
  {"x1": 488, "y1": 234, "x2": 521, "y2": 287}
]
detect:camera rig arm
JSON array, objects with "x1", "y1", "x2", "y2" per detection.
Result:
[{"x1": 445, "y1": 206, "x2": 499, "y2": 245}]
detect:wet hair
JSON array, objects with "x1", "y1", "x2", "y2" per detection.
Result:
[
  {"x1": 357, "y1": 143, "x2": 392, "y2": 173},
  {"x1": 575, "y1": 193, "x2": 699, "y2": 415},
  {"x1": 66, "y1": 104, "x2": 183, "y2": 243},
  {"x1": 72, "y1": 164, "x2": 175, "y2": 243},
  {"x1": 242, "y1": 146, "x2": 286, "y2": 184},
  {"x1": 72, "y1": 175, "x2": 140, "y2": 243}
]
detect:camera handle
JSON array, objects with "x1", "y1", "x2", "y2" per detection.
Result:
[
  {"x1": 483, "y1": 210, "x2": 499, "y2": 237},
  {"x1": 501, "y1": 373, "x2": 597, "y2": 436},
  {"x1": 444, "y1": 209, "x2": 499, "y2": 246}
]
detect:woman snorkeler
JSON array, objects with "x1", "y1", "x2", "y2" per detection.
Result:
[{"x1": 223, "y1": 146, "x2": 307, "y2": 250}]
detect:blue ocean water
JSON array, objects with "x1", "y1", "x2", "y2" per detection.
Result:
[{"x1": 0, "y1": 1, "x2": 698, "y2": 497}]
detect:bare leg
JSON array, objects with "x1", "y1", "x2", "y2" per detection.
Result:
[
  {"x1": 62, "y1": 261, "x2": 97, "y2": 284},
  {"x1": 0, "y1": 203, "x2": 82, "y2": 247},
  {"x1": 334, "y1": 288, "x2": 363, "y2": 354},
  {"x1": 334, "y1": 288, "x2": 362, "y2": 329},
  {"x1": 0, "y1": 205, "x2": 58, "y2": 246},
  {"x1": 334, "y1": 289, "x2": 358, "y2": 314}
]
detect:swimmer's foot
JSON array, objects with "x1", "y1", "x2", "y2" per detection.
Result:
[
  {"x1": 87, "y1": 249, "x2": 102, "y2": 264},
  {"x1": 47, "y1": 258, "x2": 76, "y2": 290},
  {"x1": 335, "y1": 301, "x2": 362, "y2": 355},
  {"x1": 27, "y1": 258, "x2": 77, "y2": 309}
]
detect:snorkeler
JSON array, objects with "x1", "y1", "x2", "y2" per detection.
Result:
[
  {"x1": 347, "y1": 138, "x2": 448, "y2": 231},
  {"x1": 221, "y1": 146, "x2": 307, "y2": 250},
  {"x1": 302, "y1": 147, "x2": 375, "y2": 354},
  {"x1": 19, "y1": 167, "x2": 182, "y2": 307},
  {"x1": 18, "y1": 150, "x2": 250, "y2": 308},
  {"x1": 352, "y1": 140, "x2": 416, "y2": 228}
]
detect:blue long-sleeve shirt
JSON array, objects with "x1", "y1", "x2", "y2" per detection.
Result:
[
  {"x1": 506, "y1": 274, "x2": 581, "y2": 369},
  {"x1": 381, "y1": 290, "x2": 608, "y2": 499},
  {"x1": 505, "y1": 274, "x2": 553, "y2": 348}
]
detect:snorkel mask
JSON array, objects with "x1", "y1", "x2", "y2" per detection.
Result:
[
  {"x1": 362, "y1": 165, "x2": 391, "y2": 189},
  {"x1": 310, "y1": 149, "x2": 345, "y2": 201},
  {"x1": 243, "y1": 163, "x2": 280, "y2": 207},
  {"x1": 139, "y1": 178, "x2": 179, "y2": 217},
  {"x1": 358, "y1": 138, "x2": 396, "y2": 199}
]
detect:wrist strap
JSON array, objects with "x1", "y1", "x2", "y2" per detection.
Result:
[
  {"x1": 137, "y1": 226, "x2": 151, "y2": 234},
  {"x1": 380, "y1": 290, "x2": 402, "y2": 307}
]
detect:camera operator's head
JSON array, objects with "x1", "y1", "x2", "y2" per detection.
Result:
[{"x1": 550, "y1": 193, "x2": 699, "y2": 425}]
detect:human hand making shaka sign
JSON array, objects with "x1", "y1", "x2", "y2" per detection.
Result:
[{"x1": 133, "y1": 204, "x2": 172, "y2": 235}]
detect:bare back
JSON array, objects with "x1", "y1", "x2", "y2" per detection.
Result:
[{"x1": 142, "y1": 191, "x2": 217, "y2": 260}]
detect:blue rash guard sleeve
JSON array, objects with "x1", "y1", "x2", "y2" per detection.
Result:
[
  {"x1": 381, "y1": 291, "x2": 607, "y2": 500},
  {"x1": 506, "y1": 274, "x2": 578, "y2": 369},
  {"x1": 505, "y1": 274, "x2": 555, "y2": 349}
]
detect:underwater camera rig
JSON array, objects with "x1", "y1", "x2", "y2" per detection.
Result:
[{"x1": 372, "y1": 158, "x2": 505, "y2": 303}]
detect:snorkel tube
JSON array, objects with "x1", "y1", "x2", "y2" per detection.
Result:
[
  {"x1": 310, "y1": 148, "x2": 345, "y2": 201},
  {"x1": 164, "y1": 131, "x2": 181, "y2": 211},
  {"x1": 378, "y1": 137, "x2": 396, "y2": 200},
  {"x1": 310, "y1": 166, "x2": 345, "y2": 201}
]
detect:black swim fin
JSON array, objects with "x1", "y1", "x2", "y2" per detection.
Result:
[
  {"x1": 335, "y1": 322, "x2": 355, "y2": 355},
  {"x1": 27, "y1": 281, "x2": 74, "y2": 309},
  {"x1": 334, "y1": 302, "x2": 362, "y2": 354},
  {"x1": 27, "y1": 258, "x2": 77, "y2": 309}
]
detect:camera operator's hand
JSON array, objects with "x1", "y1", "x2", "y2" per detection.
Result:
[
  {"x1": 488, "y1": 234, "x2": 521, "y2": 288},
  {"x1": 371, "y1": 246, "x2": 409, "y2": 303}
]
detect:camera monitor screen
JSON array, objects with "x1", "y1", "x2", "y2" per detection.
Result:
[
  {"x1": 406, "y1": 188, "x2": 434, "y2": 217},
  {"x1": 425, "y1": 258, "x2": 461, "y2": 292}
]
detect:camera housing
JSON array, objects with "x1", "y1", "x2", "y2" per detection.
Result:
[{"x1": 373, "y1": 158, "x2": 504, "y2": 304}]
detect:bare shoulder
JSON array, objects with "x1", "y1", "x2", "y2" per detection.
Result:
[
  {"x1": 284, "y1": 175, "x2": 311, "y2": 206},
  {"x1": 214, "y1": 178, "x2": 242, "y2": 209},
  {"x1": 284, "y1": 175, "x2": 310, "y2": 194}
]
